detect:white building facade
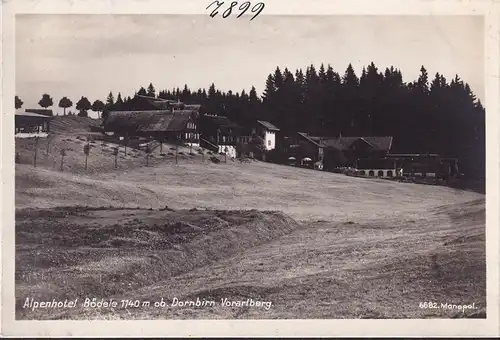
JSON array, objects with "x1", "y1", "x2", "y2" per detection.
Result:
[{"x1": 255, "y1": 120, "x2": 280, "y2": 151}]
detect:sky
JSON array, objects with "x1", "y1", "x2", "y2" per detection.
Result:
[{"x1": 16, "y1": 14, "x2": 484, "y2": 117}]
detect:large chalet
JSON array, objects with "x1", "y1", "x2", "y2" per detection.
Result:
[
  {"x1": 103, "y1": 96, "x2": 201, "y2": 146},
  {"x1": 282, "y1": 132, "x2": 393, "y2": 170}
]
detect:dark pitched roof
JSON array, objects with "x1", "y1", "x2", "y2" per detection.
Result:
[
  {"x1": 25, "y1": 108, "x2": 53, "y2": 117},
  {"x1": 142, "y1": 111, "x2": 193, "y2": 132},
  {"x1": 135, "y1": 95, "x2": 186, "y2": 110},
  {"x1": 297, "y1": 132, "x2": 393, "y2": 152},
  {"x1": 297, "y1": 132, "x2": 322, "y2": 147},
  {"x1": 104, "y1": 110, "x2": 193, "y2": 133},
  {"x1": 136, "y1": 94, "x2": 164, "y2": 101},
  {"x1": 134, "y1": 95, "x2": 201, "y2": 112},
  {"x1": 320, "y1": 136, "x2": 393, "y2": 151},
  {"x1": 15, "y1": 110, "x2": 52, "y2": 119},
  {"x1": 201, "y1": 114, "x2": 241, "y2": 129},
  {"x1": 257, "y1": 120, "x2": 280, "y2": 131}
]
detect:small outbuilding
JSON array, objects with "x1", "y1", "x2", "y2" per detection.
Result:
[{"x1": 15, "y1": 110, "x2": 52, "y2": 138}]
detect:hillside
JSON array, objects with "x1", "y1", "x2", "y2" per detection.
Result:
[
  {"x1": 16, "y1": 116, "x2": 222, "y2": 175},
  {"x1": 14, "y1": 120, "x2": 486, "y2": 319}
]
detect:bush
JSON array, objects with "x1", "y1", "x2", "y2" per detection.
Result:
[{"x1": 209, "y1": 156, "x2": 220, "y2": 164}]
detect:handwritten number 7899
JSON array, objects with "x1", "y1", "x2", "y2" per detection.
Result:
[{"x1": 206, "y1": 1, "x2": 265, "y2": 21}]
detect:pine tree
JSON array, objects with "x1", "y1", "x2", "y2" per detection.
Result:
[
  {"x1": 137, "y1": 87, "x2": 147, "y2": 96},
  {"x1": 116, "y1": 93, "x2": 124, "y2": 104},
  {"x1": 106, "y1": 92, "x2": 115, "y2": 109},
  {"x1": 273, "y1": 67, "x2": 284, "y2": 92},
  {"x1": 341, "y1": 64, "x2": 359, "y2": 134},
  {"x1": 262, "y1": 74, "x2": 276, "y2": 103},
  {"x1": 147, "y1": 83, "x2": 156, "y2": 97}
]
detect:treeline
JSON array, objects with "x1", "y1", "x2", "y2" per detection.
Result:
[
  {"x1": 18, "y1": 61, "x2": 483, "y2": 178},
  {"x1": 15, "y1": 93, "x2": 106, "y2": 118},
  {"x1": 104, "y1": 62, "x2": 485, "y2": 178}
]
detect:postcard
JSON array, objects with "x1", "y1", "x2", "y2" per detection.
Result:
[{"x1": 2, "y1": 0, "x2": 499, "y2": 337}]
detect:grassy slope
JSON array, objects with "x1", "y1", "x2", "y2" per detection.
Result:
[
  {"x1": 15, "y1": 207, "x2": 302, "y2": 320},
  {"x1": 16, "y1": 116, "x2": 217, "y2": 175},
  {"x1": 15, "y1": 160, "x2": 482, "y2": 222},
  {"x1": 14, "y1": 118, "x2": 486, "y2": 319}
]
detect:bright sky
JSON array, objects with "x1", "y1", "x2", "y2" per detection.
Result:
[{"x1": 16, "y1": 14, "x2": 483, "y2": 117}]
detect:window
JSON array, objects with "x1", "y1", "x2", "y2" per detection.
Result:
[
  {"x1": 368, "y1": 170, "x2": 375, "y2": 177},
  {"x1": 387, "y1": 170, "x2": 393, "y2": 177},
  {"x1": 377, "y1": 170, "x2": 384, "y2": 177},
  {"x1": 268, "y1": 140, "x2": 271, "y2": 146}
]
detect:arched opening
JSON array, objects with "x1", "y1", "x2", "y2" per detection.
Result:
[
  {"x1": 368, "y1": 170, "x2": 374, "y2": 177},
  {"x1": 377, "y1": 170, "x2": 384, "y2": 177},
  {"x1": 387, "y1": 170, "x2": 393, "y2": 177},
  {"x1": 359, "y1": 170, "x2": 366, "y2": 176}
]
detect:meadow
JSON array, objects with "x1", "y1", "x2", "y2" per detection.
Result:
[{"x1": 14, "y1": 117, "x2": 486, "y2": 319}]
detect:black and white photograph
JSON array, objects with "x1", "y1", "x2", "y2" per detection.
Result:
[{"x1": 3, "y1": 0, "x2": 500, "y2": 337}]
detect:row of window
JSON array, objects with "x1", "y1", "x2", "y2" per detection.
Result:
[
  {"x1": 202, "y1": 134, "x2": 273, "y2": 146},
  {"x1": 359, "y1": 170, "x2": 394, "y2": 177},
  {"x1": 186, "y1": 122, "x2": 196, "y2": 130},
  {"x1": 184, "y1": 133, "x2": 200, "y2": 140}
]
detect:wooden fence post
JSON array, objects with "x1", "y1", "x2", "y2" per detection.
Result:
[{"x1": 33, "y1": 136, "x2": 39, "y2": 167}]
